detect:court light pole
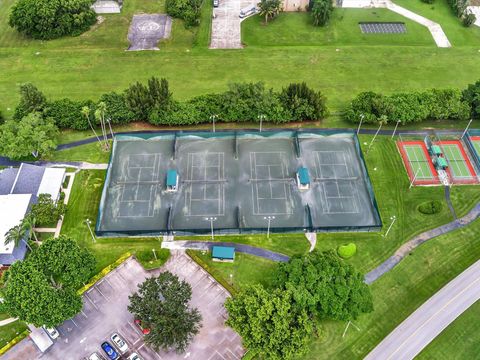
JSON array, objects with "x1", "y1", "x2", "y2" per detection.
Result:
[
  {"x1": 206, "y1": 217, "x2": 217, "y2": 239},
  {"x1": 383, "y1": 215, "x2": 396, "y2": 238},
  {"x1": 210, "y1": 115, "x2": 218, "y2": 133},
  {"x1": 409, "y1": 168, "x2": 420, "y2": 189},
  {"x1": 258, "y1": 114, "x2": 266, "y2": 132},
  {"x1": 264, "y1": 216, "x2": 275, "y2": 238},
  {"x1": 391, "y1": 120, "x2": 401, "y2": 139},
  {"x1": 152, "y1": 248, "x2": 157, "y2": 261},
  {"x1": 460, "y1": 119, "x2": 473, "y2": 140},
  {"x1": 85, "y1": 218, "x2": 96, "y2": 243},
  {"x1": 356, "y1": 114, "x2": 364, "y2": 135}
]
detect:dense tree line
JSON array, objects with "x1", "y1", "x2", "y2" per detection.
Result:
[
  {"x1": 344, "y1": 88, "x2": 471, "y2": 124},
  {"x1": 9, "y1": 0, "x2": 97, "y2": 40},
  {"x1": 226, "y1": 250, "x2": 373, "y2": 359}
]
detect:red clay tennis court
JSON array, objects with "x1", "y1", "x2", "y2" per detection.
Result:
[
  {"x1": 397, "y1": 141, "x2": 439, "y2": 185},
  {"x1": 436, "y1": 140, "x2": 478, "y2": 184}
]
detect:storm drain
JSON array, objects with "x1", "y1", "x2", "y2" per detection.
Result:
[{"x1": 359, "y1": 22, "x2": 406, "y2": 34}]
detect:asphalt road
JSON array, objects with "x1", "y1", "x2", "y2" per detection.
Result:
[{"x1": 365, "y1": 259, "x2": 480, "y2": 360}]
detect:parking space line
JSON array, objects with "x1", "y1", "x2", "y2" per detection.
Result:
[
  {"x1": 227, "y1": 348, "x2": 240, "y2": 359},
  {"x1": 94, "y1": 285, "x2": 110, "y2": 301},
  {"x1": 70, "y1": 318, "x2": 79, "y2": 328},
  {"x1": 80, "y1": 309, "x2": 88, "y2": 318},
  {"x1": 84, "y1": 293, "x2": 99, "y2": 310}
]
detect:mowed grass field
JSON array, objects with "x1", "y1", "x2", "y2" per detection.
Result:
[{"x1": 1, "y1": 0, "x2": 480, "y2": 125}]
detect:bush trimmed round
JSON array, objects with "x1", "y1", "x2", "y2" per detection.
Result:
[
  {"x1": 418, "y1": 200, "x2": 443, "y2": 215},
  {"x1": 337, "y1": 243, "x2": 357, "y2": 259}
]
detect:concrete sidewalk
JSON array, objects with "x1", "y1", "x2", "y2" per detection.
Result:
[{"x1": 365, "y1": 260, "x2": 480, "y2": 360}]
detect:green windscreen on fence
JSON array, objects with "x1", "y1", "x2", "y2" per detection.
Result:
[{"x1": 95, "y1": 130, "x2": 382, "y2": 236}]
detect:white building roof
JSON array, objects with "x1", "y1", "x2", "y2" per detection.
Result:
[
  {"x1": 36, "y1": 168, "x2": 66, "y2": 200},
  {"x1": 0, "y1": 194, "x2": 32, "y2": 254}
]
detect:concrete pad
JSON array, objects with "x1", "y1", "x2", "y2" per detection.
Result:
[
  {"x1": 127, "y1": 14, "x2": 173, "y2": 51},
  {"x1": 92, "y1": 0, "x2": 122, "y2": 14}
]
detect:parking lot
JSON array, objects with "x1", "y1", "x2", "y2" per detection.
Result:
[{"x1": 2, "y1": 252, "x2": 244, "y2": 360}]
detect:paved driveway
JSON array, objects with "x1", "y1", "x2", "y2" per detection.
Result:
[
  {"x1": 365, "y1": 259, "x2": 480, "y2": 360},
  {"x1": 210, "y1": 0, "x2": 256, "y2": 49},
  {"x1": 2, "y1": 253, "x2": 243, "y2": 360}
]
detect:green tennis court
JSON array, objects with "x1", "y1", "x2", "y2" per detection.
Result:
[
  {"x1": 439, "y1": 142, "x2": 476, "y2": 179},
  {"x1": 403, "y1": 145, "x2": 435, "y2": 180}
]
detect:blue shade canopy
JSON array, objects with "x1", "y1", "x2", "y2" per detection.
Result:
[
  {"x1": 298, "y1": 167, "x2": 310, "y2": 185},
  {"x1": 166, "y1": 170, "x2": 177, "y2": 186},
  {"x1": 212, "y1": 246, "x2": 235, "y2": 260}
]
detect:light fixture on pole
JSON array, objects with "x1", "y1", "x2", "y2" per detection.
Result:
[
  {"x1": 391, "y1": 120, "x2": 401, "y2": 139},
  {"x1": 383, "y1": 215, "x2": 396, "y2": 238},
  {"x1": 258, "y1": 114, "x2": 266, "y2": 132},
  {"x1": 460, "y1": 119, "x2": 473, "y2": 140},
  {"x1": 152, "y1": 248, "x2": 157, "y2": 260},
  {"x1": 205, "y1": 217, "x2": 217, "y2": 240},
  {"x1": 356, "y1": 114, "x2": 364, "y2": 135},
  {"x1": 85, "y1": 218, "x2": 96, "y2": 243},
  {"x1": 210, "y1": 115, "x2": 218, "y2": 133},
  {"x1": 264, "y1": 216, "x2": 275, "y2": 238}
]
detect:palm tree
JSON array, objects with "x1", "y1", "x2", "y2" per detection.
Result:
[
  {"x1": 257, "y1": 0, "x2": 282, "y2": 24},
  {"x1": 22, "y1": 213, "x2": 39, "y2": 245},
  {"x1": 81, "y1": 106, "x2": 102, "y2": 146},
  {"x1": 95, "y1": 102, "x2": 109, "y2": 150},
  {"x1": 4, "y1": 224, "x2": 31, "y2": 251}
]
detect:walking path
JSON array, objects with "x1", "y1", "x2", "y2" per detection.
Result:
[
  {"x1": 365, "y1": 259, "x2": 480, "y2": 360},
  {"x1": 365, "y1": 202, "x2": 480, "y2": 284},
  {"x1": 0, "y1": 318, "x2": 18, "y2": 327},
  {"x1": 162, "y1": 240, "x2": 290, "y2": 262},
  {"x1": 444, "y1": 186, "x2": 457, "y2": 219}
]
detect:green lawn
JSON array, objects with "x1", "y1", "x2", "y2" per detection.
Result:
[
  {"x1": 242, "y1": 9, "x2": 433, "y2": 47},
  {"x1": 417, "y1": 299, "x2": 480, "y2": 359},
  {"x1": 394, "y1": 0, "x2": 480, "y2": 46},
  {"x1": 449, "y1": 185, "x2": 480, "y2": 217},
  {"x1": 47, "y1": 141, "x2": 112, "y2": 163},
  {"x1": 0, "y1": 320, "x2": 27, "y2": 349},
  {"x1": 60, "y1": 170, "x2": 168, "y2": 272},
  {"x1": 2, "y1": 1, "x2": 480, "y2": 122}
]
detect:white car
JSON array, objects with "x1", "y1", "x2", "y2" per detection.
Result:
[
  {"x1": 110, "y1": 333, "x2": 129, "y2": 354},
  {"x1": 42, "y1": 326, "x2": 59, "y2": 340},
  {"x1": 88, "y1": 353, "x2": 106, "y2": 360},
  {"x1": 128, "y1": 353, "x2": 144, "y2": 360}
]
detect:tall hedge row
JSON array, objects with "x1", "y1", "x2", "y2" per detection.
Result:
[{"x1": 344, "y1": 89, "x2": 470, "y2": 124}]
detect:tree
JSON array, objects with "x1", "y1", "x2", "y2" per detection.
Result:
[
  {"x1": 311, "y1": 0, "x2": 333, "y2": 27},
  {"x1": 274, "y1": 250, "x2": 373, "y2": 321},
  {"x1": 9, "y1": 0, "x2": 97, "y2": 40},
  {"x1": 128, "y1": 272, "x2": 202, "y2": 353},
  {"x1": 0, "y1": 113, "x2": 58, "y2": 159},
  {"x1": 280, "y1": 82, "x2": 328, "y2": 121},
  {"x1": 257, "y1": 0, "x2": 282, "y2": 24},
  {"x1": 4, "y1": 224, "x2": 31, "y2": 251},
  {"x1": 226, "y1": 285, "x2": 313, "y2": 360},
  {"x1": 81, "y1": 105, "x2": 102, "y2": 144},
  {"x1": 30, "y1": 194, "x2": 66, "y2": 227},
  {"x1": 22, "y1": 213, "x2": 39, "y2": 244},
  {"x1": 13, "y1": 83, "x2": 46, "y2": 120},
  {"x1": 125, "y1": 81, "x2": 153, "y2": 120},
  {"x1": 165, "y1": 0, "x2": 203, "y2": 27},
  {"x1": 1, "y1": 236, "x2": 95, "y2": 327},
  {"x1": 95, "y1": 102, "x2": 110, "y2": 150},
  {"x1": 462, "y1": 80, "x2": 480, "y2": 119}
]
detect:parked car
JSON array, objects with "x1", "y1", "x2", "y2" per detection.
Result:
[
  {"x1": 42, "y1": 326, "x2": 59, "y2": 340},
  {"x1": 213, "y1": 0, "x2": 219, "y2": 7},
  {"x1": 88, "y1": 352, "x2": 106, "y2": 360},
  {"x1": 134, "y1": 319, "x2": 151, "y2": 335},
  {"x1": 239, "y1": 5, "x2": 256, "y2": 18},
  {"x1": 110, "y1": 333, "x2": 129, "y2": 354},
  {"x1": 101, "y1": 342, "x2": 119, "y2": 360},
  {"x1": 128, "y1": 353, "x2": 144, "y2": 360}
]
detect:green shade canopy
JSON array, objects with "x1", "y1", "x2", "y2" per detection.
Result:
[
  {"x1": 431, "y1": 145, "x2": 442, "y2": 155},
  {"x1": 166, "y1": 170, "x2": 177, "y2": 187},
  {"x1": 212, "y1": 246, "x2": 235, "y2": 260},
  {"x1": 437, "y1": 157, "x2": 448, "y2": 168},
  {"x1": 298, "y1": 167, "x2": 310, "y2": 185}
]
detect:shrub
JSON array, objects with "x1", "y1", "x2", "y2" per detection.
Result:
[
  {"x1": 166, "y1": 0, "x2": 203, "y2": 27},
  {"x1": 0, "y1": 110, "x2": 4, "y2": 125},
  {"x1": 462, "y1": 12, "x2": 476, "y2": 27},
  {"x1": 135, "y1": 249, "x2": 170, "y2": 270},
  {"x1": 99, "y1": 92, "x2": 136, "y2": 124},
  {"x1": 9, "y1": 0, "x2": 97, "y2": 40},
  {"x1": 418, "y1": 200, "x2": 443, "y2": 215},
  {"x1": 13, "y1": 83, "x2": 46, "y2": 121},
  {"x1": 125, "y1": 77, "x2": 173, "y2": 121},
  {"x1": 311, "y1": 0, "x2": 333, "y2": 26},
  {"x1": 344, "y1": 89, "x2": 469, "y2": 124},
  {"x1": 421, "y1": 0, "x2": 434, "y2": 3},
  {"x1": 30, "y1": 193, "x2": 67, "y2": 226},
  {"x1": 337, "y1": 243, "x2": 357, "y2": 259},
  {"x1": 280, "y1": 82, "x2": 328, "y2": 121},
  {"x1": 462, "y1": 80, "x2": 480, "y2": 119},
  {"x1": 44, "y1": 98, "x2": 95, "y2": 130}
]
